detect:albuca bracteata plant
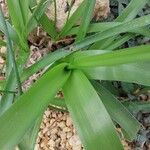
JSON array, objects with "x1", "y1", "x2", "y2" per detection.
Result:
[{"x1": 0, "y1": 0, "x2": 150, "y2": 149}]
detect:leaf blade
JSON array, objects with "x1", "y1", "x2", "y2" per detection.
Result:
[
  {"x1": 93, "y1": 82, "x2": 141, "y2": 140},
  {"x1": 63, "y1": 70, "x2": 123, "y2": 150},
  {"x1": 0, "y1": 63, "x2": 70, "y2": 149},
  {"x1": 71, "y1": 45, "x2": 150, "y2": 68},
  {"x1": 76, "y1": 0, "x2": 96, "y2": 42}
]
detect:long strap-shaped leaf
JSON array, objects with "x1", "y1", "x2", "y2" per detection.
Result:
[
  {"x1": 93, "y1": 82, "x2": 141, "y2": 140},
  {"x1": 63, "y1": 70, "x2": 123, "y2": 150},
  {"x1": 76, "y1": 0, "x2": 96, "y2": 42},
  {"x1": 73, "y1": 14, "x2": 150, "y2": 50},
  {"x1": 21, "y1": 50, "x2": 71, "y2": 82},
  {"x1": 18, "y1": 114, "x2": 43, "y2": 150},
  {"x1": 90, "y1": 0, "x2": 149, "y2": 49},
  {"x1": 0, "y1": 39, "x2": 6, "y2": 46},
  {"x1": 0, "y1": 70, "x2": 16, "y2": 116},
  {"x1": 39, "y1": 14, "x2": 58, "y2": 39},
  {"x1": 0, "y1": 21, "x2": 21, "y2": 47},
  {"x1": 6, "y1": 0, "x2": 30, "y2": 35},
  {"x1": 57, "y1": 0, "x2": 86, "y2": 38},
  {"x1": 123, "y1": 101, "x2": 150, "y2": 112},
  {"x1": 24, "y1": 14, "x2": 150, "y2": 77},
  {"x1": 67, "y1": 50, "x2": 150, "y2": 86},
  {"x1": 84, "y1": 62, "x2": 150, "y2": 86},
  {"x1": 0, "y1": 7, "x2": 22, "y2": 115},
  {"x1": 70, "y1": 45, "x2": 150, "y2": 68},
  {"x1": 27, "y1": 0, "x2": 49, "y2": 34},
  {"x1": 0, "y1": 63, "x2": 70, "y2": 149},
  {"x1": 116, "y1": 0, "x2": 149, "y2": 22},
  {"x1": 68, "y1": 22, "x2": 150, "y2": 39}
]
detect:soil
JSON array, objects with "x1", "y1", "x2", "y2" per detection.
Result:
[{"x1": 47, "y1": 0, "x2": 110, "y2": 30}]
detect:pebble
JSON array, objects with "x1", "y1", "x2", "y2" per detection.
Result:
[
  {"x1": 69, "y1": 135, "x2": 82, "y2": 146},
  {"x1": 66, "y1": 116, "x2": 72, "y2": 127},
  {"x1": 60, "y1": 133, "x2": 67, "y2": 140},
  {"x1": 63, "y1": 127, "x2": 71, "y2": 132},
  {"x1": 36, "y1": 107, "x2": 83, "y2": 150},
  {"x1": 0, "y1": 46, "x2": 6, "y2": 53},
  {"x1": 58, "y1": 121, "x2": 66, "y2": 129},
  {"x1": 51, "y1": 128, "x2": 58, "y2": 135},
  {"x1": 48, "y1": 139, "x2": 55, "y2": 147},
  {"x1": 67, "y1": 132, "x2": 73, "y2": 139}
]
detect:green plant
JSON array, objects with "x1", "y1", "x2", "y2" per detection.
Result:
[{"x1": 0, "y1": 0, "x2": 150, "y2": 149}]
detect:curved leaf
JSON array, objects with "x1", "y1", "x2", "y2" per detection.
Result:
[
  {"x1": 67, "y1": 49, "x2": 150, "y2": 86},
  {"x1": 70, "y1": 45, "x2": 150, "y2": 68},
  {"x1": 58, "y1": 1, "x2": 86, "y2": 38},
  {"x1": 76, "y1": 0, "x2": 96, "y2": 42},
  {"x1": 93, "y1": 82, "x2": 141, "y2": 140},
  {"x1": 84, "y1": 62, "x2": 150, "y2": 86},
  {"x1": 63, "y1": 70, "x2": 123, "y2": 150},
  {"x1": 71, "y1": 14, "x2": 150, "y2": 51},
  {"x1": 18, "y1": 115, "x2": 43, "y2": 150},
  {"x1": 0, "y1": 63, "x2": 70, "y2": 149},
  {"x1": 21, "y1": 50, "x2": 71, "y2": 81},
  {"x1": 90, "y1": 0, "x2": 149, "y2": 49}
]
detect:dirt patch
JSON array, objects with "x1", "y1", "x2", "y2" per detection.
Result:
[
  {"x1": 47, "y1": 0, "x2": 110, "y2": 30},
  {"x1": 35, "y1": 109, "x2": 83, "y2": 150}
]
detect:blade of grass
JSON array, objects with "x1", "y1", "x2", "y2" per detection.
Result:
[
  {"x1": 53, "y1": 0, "x2": 57, "y2": 28},
  {"x1": 90, "y1": 0, "x2": 149, "y2": 49},
  {"x1": 0, "y1": 63, "x2": 70, "y2": 149},
  {"x1": 17, "y1": 0, "x2": 30, "y2": 25},
  {"x1": 6, "y1": 0, "x2": 29, "y2": 35},
  {"x1": 91, "y1": 26, "x2": 150, "y2": 50},
  {"x1": 123, "y1": 101, "x2": 150, "y2": 112},
  {"x1": 116, "y1": 0, "x2": 149, "y2": 22},
  {"x1": 0, "y1": 79, "x2": 5, "y2": 91},
  {"x1": 66, "y1": 0, "x2": 75, "y2": 21},
  {"x1": 67, "y1": 22, "x2": 122, "y2": 35},
  {"x1": 27, "y1": 0, "x2": 49, "y2": 33},
  {"x1": 106, "y1": 34, "x2": 135, "y2": 50},
  {"x1": 66, "y1": 14, "x2": 150, "y2": 51},
  {"x1": 0, "y1": 7, "x2": 22, "y2": 94},
  {"x1": 0, "y1": 5, "x2": 30, "y2": 65},
  {"x1": 39, "y1": 14, "x2": 58, "y2": 39},
  {"x1": 57, "y1": 1, "x2": 86, "y2": 39},
  {"x1": 0, "y1": 90, "x2": 16, "y2": 94},
  {"x1": 75, "y1": 0, "x2": 96, "y2": 42},
  {"x1": 68, "y1": 22, "x2": 150, "y2": 45},
  {"x1": 0, "y1": 39, "x2": 6, "y2": 46},
  {"x1": 63, "y1": 70, "x2": 123, "y2": 150},
  {"x1": 0, "y1": 21, "x2": 20, "y2": 46},
  {"x1": 0, "y1": 70, "x2": 16, "y2": 116}
]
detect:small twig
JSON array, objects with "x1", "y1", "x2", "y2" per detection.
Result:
[{"x1": 53, "y1": 0, "x2": 57, "y2": 28}]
